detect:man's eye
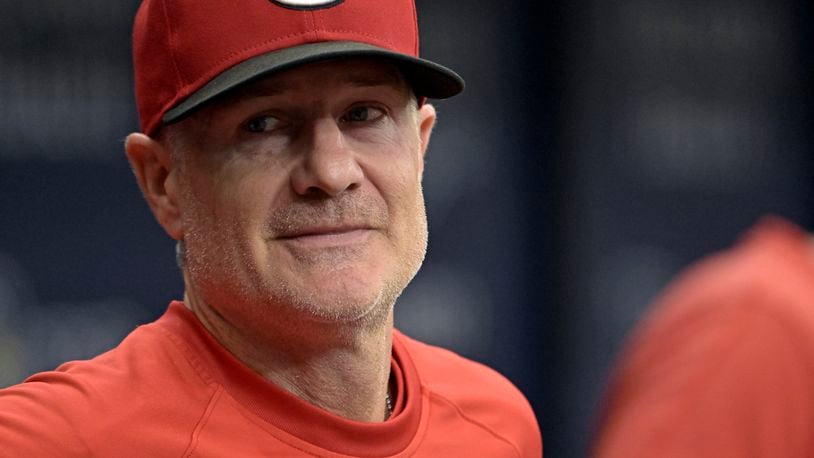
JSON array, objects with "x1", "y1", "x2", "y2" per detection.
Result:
[
  {"x1": 342, "y1": 106, "x2": 385, "y2": 123},
  {"x1": 245, "y1": 115, "x2": 280, "y2": 133}
]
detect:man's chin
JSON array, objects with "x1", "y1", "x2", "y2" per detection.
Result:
[
  {"x1": 312, "y1": 290, "x2": 381, "y2": 315},
  {"x1": 274, "y1": 279, "x2": 396, "y2": 326},
  {"x1": 278, "y1": 238, "x2": 377, "y2": 269}
]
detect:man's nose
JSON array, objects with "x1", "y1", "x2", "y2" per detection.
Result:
[{"x1": 290, "y1": 118, "x2": 364, "y2": 197}]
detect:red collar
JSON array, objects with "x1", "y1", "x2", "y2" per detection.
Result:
[{"x1": 158, "y1": 301, "x2": 423, "y2": 456}]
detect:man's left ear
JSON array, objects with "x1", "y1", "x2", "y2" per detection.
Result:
[
  {"x1": 417, "y1": 103, "x2": 437, "y2": 158},
  {"x1": 124, "y1": 133, "x2": 184, "y2": 240}
]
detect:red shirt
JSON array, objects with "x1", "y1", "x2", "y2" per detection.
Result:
[
  {"x1": 0, "y1": 301, "x2": 541, "y2": 457},
  {"x1": 593, "y1": 217, "x2": 814, "y2": 457}
]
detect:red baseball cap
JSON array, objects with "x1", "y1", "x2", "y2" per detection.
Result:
[{"x1": 132, "y1": 0, "x2": 465, "y2": 136}]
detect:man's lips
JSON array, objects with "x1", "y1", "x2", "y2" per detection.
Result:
[
  {"x1": 275, "y1": 225, "x2": 375, "y2": 247},
  {"x1": 276, "y1": 225, "x2": 372, "y2": 239}
]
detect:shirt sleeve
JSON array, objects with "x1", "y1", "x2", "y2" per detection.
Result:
[
  {"x1": 592, "y1": 294, "x2": 814, "y2": 458},
  {"x1": 0, "y1": 376, "x2": 90, "y2": 457}
]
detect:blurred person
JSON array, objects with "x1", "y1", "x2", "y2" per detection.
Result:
[
  {"x1": 0, "y1": 1, "x2": 541, "y2": 456},
  {"x1": 593, "y1": 216, "x2": 814, "y2": 457}
]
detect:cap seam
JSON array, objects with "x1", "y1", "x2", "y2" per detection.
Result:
[
  {"x1": 173, "y1": 29, "x2": 399, "y2": 99},
  {"x1": 313, "y1": 28, "x2": 397, "y2": 48},
  {"x1": 151, "y1": 29, "x2": 398, "y2": 133},
  {"x1": 159, "y1": 0, "x2": 185, "y2": 98},
  {"x1": 411, "y1": 1, "x2": 419, "y2": 55},
  {"x1": 195, "y1": 29, "x2": 398, "y2": 83},
  {"x1": 308, "y1": 10, "x2": 319, "y2": 41}
]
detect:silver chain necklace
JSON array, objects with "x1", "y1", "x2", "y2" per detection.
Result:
[{"x1": 385, "y1": 392, "x2": 393, "y2": 419}]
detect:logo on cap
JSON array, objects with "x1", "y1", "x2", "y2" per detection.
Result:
[{"x1": 271, "y1": 0, "x2": 344, "y2": 10}]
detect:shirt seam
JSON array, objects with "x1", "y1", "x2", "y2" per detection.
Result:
[
  {"x1": 153, "y1": 325, "x2": 216, "y2": 386},
  {"x1": 67, "y1": 420, "x2": 94, "y2": 456},
  {"x1": 425, "y1": 390, "x2": 523, "y2": 458},
  {"x1": 182, "y1": 385, "x2": 225, "y2": 457},
  {"x1": 226, "y1": 394, "x2": 324, "y2": 457}
]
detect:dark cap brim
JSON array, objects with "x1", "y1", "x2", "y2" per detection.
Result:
[{"x1": 162, "y1": 41, "x2": 464, "y2": 124}]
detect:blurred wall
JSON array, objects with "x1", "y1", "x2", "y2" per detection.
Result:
[
  {"x1": 555, "y1": 0, "x2": 813, "y2": 455},
  {"x1": 0, "y1": 0, "x2": 172, "y2": 385},
  {"x1": 1, "y1": 1, "x2": 812, "y2": 457}
]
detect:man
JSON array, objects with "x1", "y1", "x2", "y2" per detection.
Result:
[
  {"x1": 0, "y1": 0, "x2": 541, "y2": 456},
  {"x1": 593, "y1": 216, "x2": 814, "y2": 457}
]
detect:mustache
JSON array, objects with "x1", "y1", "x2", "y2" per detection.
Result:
[{"x1": 268, "y1": 193, "x2": 388, "y2": 237}]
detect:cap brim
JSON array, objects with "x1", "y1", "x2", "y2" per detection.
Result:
[{"x1": 162, "y1": 41, "x2": 465, "y2": 124}]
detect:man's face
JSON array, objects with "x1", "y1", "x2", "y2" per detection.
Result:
[{"x1": 173, "y1": 58, "x2": 435, "y2": 330}]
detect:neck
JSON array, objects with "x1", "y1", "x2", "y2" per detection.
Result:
[{"x1": 183, "y1": 289, "x2": 394, "y2": 422}]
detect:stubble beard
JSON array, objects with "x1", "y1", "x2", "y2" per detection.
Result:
[{"x1": 180, "y1": 184, "x2": 429, "y2": 334}]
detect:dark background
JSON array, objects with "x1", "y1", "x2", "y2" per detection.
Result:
[{"x1": 1, "y1": 1, "x2": 811, "y2": 456}]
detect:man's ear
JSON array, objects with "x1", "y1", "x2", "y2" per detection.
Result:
[
  {"x1": 417, "y1": 103, "x2": 437, "y2": 159},
  {"x1": 124, "y1": 133, "x2": 184, "y2": 240}
]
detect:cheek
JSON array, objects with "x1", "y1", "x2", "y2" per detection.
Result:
[
  {"x1": 220, "y1": 147, "x2": 292, "y2": 204},
  {"x1": 375, "y1": 166, "x2": 426, "y2": 240},
  {"x1": 179, "y1": 161, "x2": 278, "y2": 243},
  {"x1": 362, "y1": 127, "x2": 424, "y2": 189},
  {"x1": 361, "y1": 145, "x2": 426, "y2": 226}
]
